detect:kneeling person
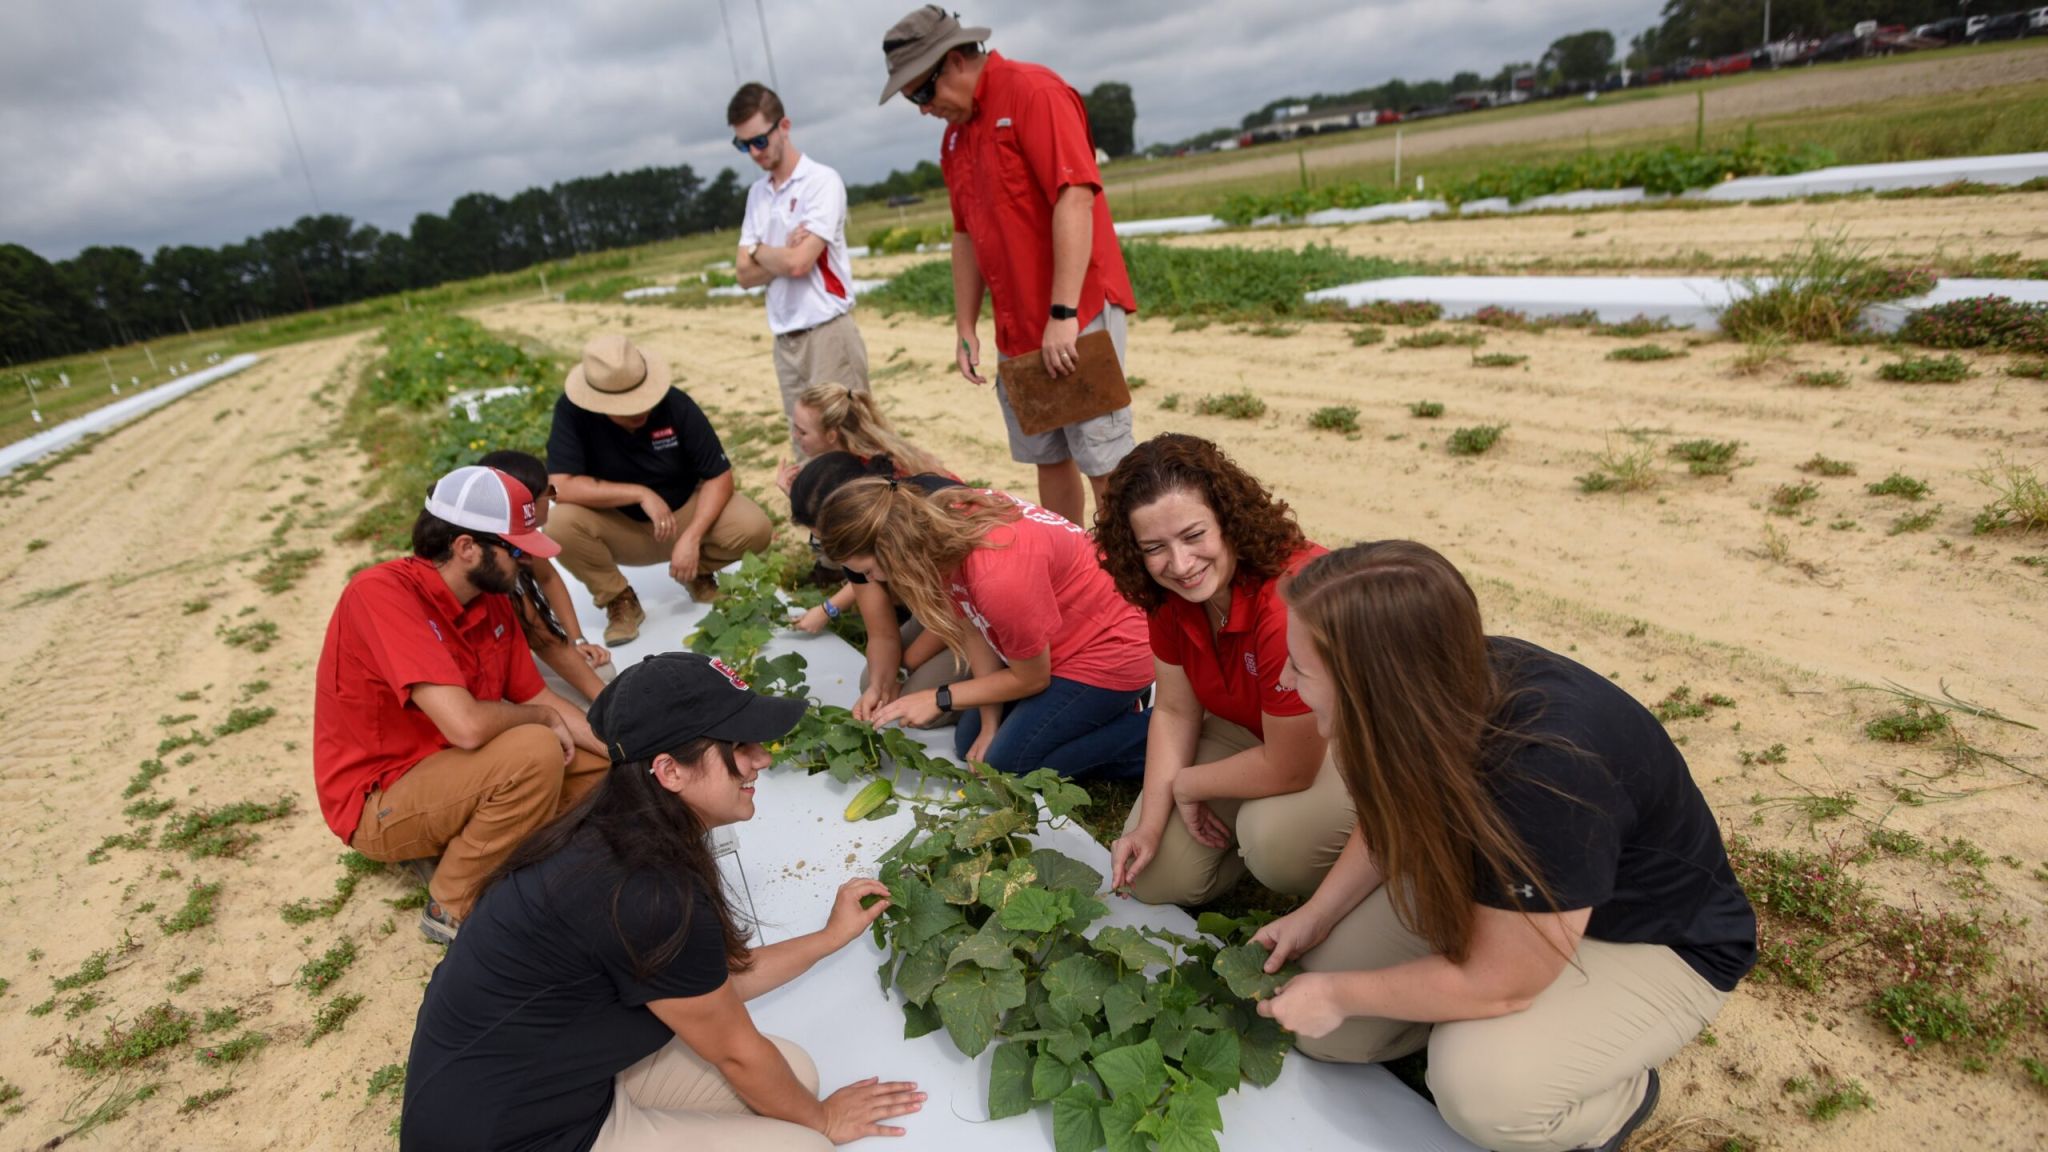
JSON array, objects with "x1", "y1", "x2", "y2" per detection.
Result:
[
  {"x1": 547, "y1": 335, "x2": 774, "y2": 644},
  {"x1": 314, "y1": 466, "x2": 610, "y2": 943}
]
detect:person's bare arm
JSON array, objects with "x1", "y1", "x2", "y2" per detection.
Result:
[
  {"x1": 735, "y1": 245, "x2": 773, "y2": 289},
  {"x1": 551, "y1": 474, "x2": 677, "y2": 542},
  {"x1": 727, "y1": 878, "x2": 889, "y2": 1001},
  {"x1": 951, "y1": 234, "x2": 988, "y2": 385},
  {"x1": 411, "y1": 683, "x2": 561, "y2": 752},
  {"x1": 519, "y1": 687, "x2": 602, "y2": 755},
  {"x1": 1110, "y1": 661, "x2": 1203, "y2": 889},
  {"x1": 1171, "y1": 711, "x2": 1325, "y2": 802},
  {"x1": 752, "y1": 232, "x2": 828, "y2": 279},
  {"x1": 1039, "y1": 185, "x2": 1095, "y2": 377},
  {"x1": 871, "y1": 642, "x2": 1048, "y2": 730},
  {"x1": 680, "y1": 472, "x2": 734, "y2": 547}
]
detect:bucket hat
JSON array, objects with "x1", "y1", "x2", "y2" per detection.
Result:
[{"x1": 877, "y1": 6, "x2": 990, "y2": 105}]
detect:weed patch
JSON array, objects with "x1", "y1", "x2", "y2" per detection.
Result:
[
  {"x1": 158, "y1": 881, "x2": 224, "y2": 935},
  {"x1": 295, "y1": 940, "x2": 360, "y2": 995},
  {"x1": 1395, "y1": 330, "x2": 1484, "y2": 350},
  {"x1": 2007, "y1": 359, "x2": 2048, "y2": 380},
  {"x1": 306, "y1": 992, "x2": 366, "y2": 1045},
  {"x1": 1409, "y1": 401, "x2": 1445, "y2": 419},
  {"x1": 53, "y1": 949, "x2": 113, "y2": 992},
  {"x1": 1348, "y1": 325, "x2": 1386, "y2": 346},
  {"x1": 1878, "y1": 354, "x2": 1971, "y2": 384},
  {"x1": 1464, "y1": 305, "x2": 1531, "y2": 330},
  {"x1": 1899, "y1": 296, "x2": 2048, "y2": 355},
  {"x1": 1594, "y1": 315, "x2": 1685, "y2": 339},
  {"x1": 1792, "y1": 369, "x2": 1850, "y2": 388},
  {"x1": 62, "y1": 1003, "x2": 193, "y2": 1073},
  {"x1": 166, "y1": 967, "x2": 204, "y2": 993},
  {"x1": 1471, "y1": 353, "x2": 1527, "y2": 368},
  {"x1": 17, "y1": 581, "x2": 86, "y2": 607},
  {"x1": 212, "y1": 705, "x2": 277, "y2": 738},
  {"x1": 367, "y1": 1062, "x2": 406, "y2": 1099},
  {"x1": 160, "y1": 797, "x2": 295, "y2": 859},
  {"x1": 1969, "y1": 455, "x2": 2047, "y2": 535},
  {"x1": 252, "y1": 548, "x2": 322, "y2": 594},
  {"x1": 1194, "y1": 390, "x2": 1267, "y2": 420},
  {"x1": 1607, "y1": 344, "x2": 1685, "y2": 362},
  {"x1": 281, "y1": 852, "x2": 388, "y2": 925},
  {"x1": 180, "y1": 1086, "x2": 236, "y2": 1113},
  {"x1": 1865, "y1": 705, "x2": 1952, "y2": 744},
  {"x1": 1888, "y1": 506, "x2": 1943, "y2": 536},
  {"x1": 1799, "y1": 454, "x2": 1857, "y2": 477},
  {"x1": 1770, "y1": 482, "x2": 1820, "y2": 515},
  {"x1": 1350, "y1": 300, "x2": 1442, "y2": 327},
  {"x1": 1669, "y1": 440, "x2": 1743, "y2": 476},
  {"x1": 1446, "y1": 424, "x2": 1506, "y2": 456},
  {"x1": 1654, "y1": 686, "x2": 1735, "y2": 723},
  {"x1": 1578, "y1": 439, "x2": 1661, "y2": 494},
  {"x1": 1308, "y1": 406, "x2": 1359, "y2": 434},
  {"x1": 86, "y1": 829, "x2": 152, "y2": 865},
  {"x1": 195, "y1": 1031, "x2": 270, "y2": 1067},
  {"x1": 1720, "y1": 236, "x2": 1920, "y2": 343},
  {"x1": 216, "y1": 619, "x2": 278, "y2": 652},
  {"x1": 122, "y1": 759, "x2": 166, "y2": 798},
  {"x1": 1867, "y1": 472, "x2": 1932, "y2": 500}
]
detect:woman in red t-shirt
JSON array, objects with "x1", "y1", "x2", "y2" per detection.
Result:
[
  {"x1": 813, "y1": 477, "x2": 1152, "y2": 779},
  {"x1": 1096, "y1": 434, "x2": 1354, "y2": 906}
]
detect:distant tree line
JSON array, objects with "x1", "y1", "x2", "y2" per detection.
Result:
[{"x1": 2, "y1": 163, "x2": 747, "y2": 365}]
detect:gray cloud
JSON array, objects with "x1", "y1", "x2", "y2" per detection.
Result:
[{"x1": 1, "y1": 0, "x2": 1663, "y2": 259}]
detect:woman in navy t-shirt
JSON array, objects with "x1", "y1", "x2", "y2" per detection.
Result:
[
  {"x1": 1254, "y1": 542, "x2": 1755, "y2": 1152},
  {"x1": 403, "y1": 652, "x2": 924, "y2": 1152}
]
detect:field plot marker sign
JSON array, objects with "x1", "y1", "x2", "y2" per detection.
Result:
[{"x1": 22, "y1": 374, "x2": 41, "y2": 423}]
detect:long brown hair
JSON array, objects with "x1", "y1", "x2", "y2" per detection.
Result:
[
  {"x1": 1095, "y1": 433, "x2": 1309, "y2": 612},
  {"x1": 486, "y1": 737, "x2": 754, "y2": 980},
  {"x1": 812, "y1": 477, "x2": 1017, "y2": 660},
  {"x1": 1283, "y1": 541, "x2": 1553, "y2": 961},
  {"x1": 797, "y1": 383, "x2": 946, "y2": 478}
]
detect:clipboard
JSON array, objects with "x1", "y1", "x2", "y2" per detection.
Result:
[{"x1": 1000, "y1": 329, "x2": 1130, "y2": 437}]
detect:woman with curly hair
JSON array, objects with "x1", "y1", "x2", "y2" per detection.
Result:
[
  {"x1": 1097, "y1": 434, "x2": 1352, "y2": 906},
  {"x1": 775, "y1": 383, "x2": 948, "y2": 493},
  {"x1": 813, "y1": 478, "x2": 1151, "y2": 778},
  {"x1": 1251, "y1": 542, "x2": 1753, "y2": 1152}
]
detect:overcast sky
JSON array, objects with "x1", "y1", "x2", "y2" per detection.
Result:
[{"x1": 1, "y1": 0, "x2": 1665, "y2": 260}]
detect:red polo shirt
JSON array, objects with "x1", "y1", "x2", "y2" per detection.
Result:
[
  {"x1": 313, "y1": 557, "x2": 544, "y2": 842},
  {"x1": 1148, "y1": 546, "x2": 1328, "y2": 739},
  {"x1": 941, "y1": 52, "x2": 1138, "y2": 360}
]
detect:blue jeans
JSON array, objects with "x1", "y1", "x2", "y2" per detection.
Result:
[{"x1": 954, "y1": 676, "x2": 1151, "y2": 780}]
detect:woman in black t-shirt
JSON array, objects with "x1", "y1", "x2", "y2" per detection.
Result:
[
  {"x1": 403, "y1": 652, "x2": 924, "y2": 1152},
  {"x1": 1252, "y1": 542, "x2": 1755, "y2": 1152}
]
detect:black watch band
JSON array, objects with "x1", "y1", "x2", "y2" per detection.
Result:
[
  {"x1": 935, "y1": 685, "x2": 954, "y2": 713},
  {"x1": 1048, "y1": 303, "x2": 1079, "y2": 320}
]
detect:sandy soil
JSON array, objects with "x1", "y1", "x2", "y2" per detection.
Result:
[
  {"x1": 1122, "y1": 45, "x2": 2048, "y2": 195},
  {"x1": 3, "y1": 189, "x2": 2044, "y2": 1150}
]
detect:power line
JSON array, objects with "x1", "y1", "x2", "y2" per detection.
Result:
[
  {"x1": 248, "y1": 0, "x2": 321, "y2": 215},
  {"x1": 715, "y1": 0, "x2": 743, "y2": 84},
  {"x1": 752, "y1": 0, "x2": 779, "y2": 91}
]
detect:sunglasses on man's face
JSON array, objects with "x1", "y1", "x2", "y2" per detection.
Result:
[
  {"x1": 474, "y1": 534, "x2": 525, "y2": 561},
  {"x1": 731, "y1": 129, "x2": 775, "y2": 154},
  {"x1": 903, "y1": 57, "x2": 946, "y2": 107}
]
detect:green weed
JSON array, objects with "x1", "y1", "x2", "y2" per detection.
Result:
[
  {"x1": 1350, "y1": 300, "x2": 1442, "y2": 327},
  {"x1": 306, "y1": 993, "x2": 366, "y2": 1046},
  {"x1": 53, "y1": 949, "x2": 112, "y2": 992},
  {"x1": 252, "y1": 548, "x2": 322, "y2": 594},
  {"x1": 1395, "y1": 329, "x2": 1484, "y2": 350},
  {"x1": 1799, "y1": 454, "x2": 1856, "y2": 477},
  {"x1": 367, "y1": 1062, "x2": 406, "y2": 1099},
  {"x1": 1348, "y1": 325, "x2": 1386, "y2": 346},
  {"x1": 1719, "y1": 235, "x2": 1904, "y2": 343},
  {"x1": 1238, "y1": 322, "x2": 1299, "y2": 339},
  {"x1": 1195, "y1": 390, "x2": 1266, "y2": 420},
  {"x1": 181, "y1": 598, "x2": 212, "y2": 615},
  {"x1": 1655, "y1": 686, "x2": 1735, "y2": 723},
  {"x1": 17, "y1": 581, "x2": 85, "y2": 607},
  {"x1": 159, "y1": 881, "x2": 224, "y2": 935},
  {"x1": 216, "y1": 619, "x2": 278, "y2": 652},
  {"x1": 155, "y1": 729, "x2": 210, "y2": 756},
  {"x1": 1792, "y1": 369, "x2": 1850, "y2": 388},
  {"x1": 296, "y1": 940, "x2": 360, "y2": 995},
  {"x1": 195, "y1": 1031, "x2": 270, "y2": 1067},
  {"x1": 2007, "y1": 359, "x2": 2048, "y2": 380},
  {"x1": 1969, "y1": 454, "x2": 2047, "y2": 535},
  {"x1": 1578, "y1": 439, "x2": 1661, "y2": 494},
  {"x1": 1308, "y1": 406, "x2": 1360, "y2": 434},
  {"x1": 25, "y1": 537, "x2": 48, "y2": 552},
  {"x1": 1806, "y1": 1077, "x2": 1874, "y2": 1122},
  {"x1": 61, "y1": 1002, "x2": 193, "y2": 1073},
  {"x1": 180, "y1": 1086, "x2": 236, "y2": 1113},
  {"x1": 86, "y1": 829, "x2": 151, "y2": 865},
  {"x1": 64, "y1": 991, "x2": 103, "y2": 1019},
  {"x1": 201, "y1": 1006, "x2": 242, "y2": 1033},
  {"x1": 123, "y1": 797, "x2": 173, "y2": 821},
  {"x1": 1607, "y1": 344, "x2": 1686, "y2": 362},
  {"x1": 29, "y1": 997, "x2": 56, "y2": 1017},
  {"x1": 160, "y1": 796, "x2": 295, "y2": 859},
  {"x1": 1867, "y1": 472, "x2": 1932, "y2": 500},
  {"x1": 1594, "y1": 314, "x2": 1686, "y2": 338},
  {"x1": 1739, "y1": 743, "x2": 1789, "y2": 766},
  {"x1": 122, "y1": 759, "x2": 166, "y2": 798},
  {"x1": 1889, "y1": 505, "x2": 1943, "y2": 536},
  {"x1": 1464, "y1": 305, "x2": 1531, "y2": 330},
  {"x1": 280, "y1": 852, "x2": 388, "y2": 925},
  {"x1": 1770, "y1": 482, "x2": 1820, "y2": 514},
  {"x1": 1864, "y1": 827, "x2": 1924, "y2": 857},
  {"x1": 1471, "y1": 352, "x2": 1528, "y2": 368},
  {"x1": 166, "y1": 967, "x2": 204, "y2": 994},
  {"x1": 1409, "y1": 401, "x2": 1445, "y2": 419},
  {"x1": 212, "y1": 705, "x2": 277, "y2": 738},
  {"x1": 1669, "y1": 439, "x2": 1743, "y2": 476},
  {"x1": 1446, "y1": 424, "x2": 1506, "y2": 456},
  {"x1": 1157, "y1": 393, "x2": 1181, "y2": 411},
  {"x1": 1878, "y1": 354, "x2": 1971, "y2": 383},
  {"x1": 1865, "y1": 705, "x2": 1951, "y2": 744},
  {"x1": 238, "y1": 678, "x2": 271, "y2": 698}
]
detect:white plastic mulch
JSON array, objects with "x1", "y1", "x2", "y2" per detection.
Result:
[
  {"x1": 0, "y1": 354, "x2": 261, "y2": 477},
  {"x1": 533, "y1": 561, "x2": 1478, "y2": 1151}
]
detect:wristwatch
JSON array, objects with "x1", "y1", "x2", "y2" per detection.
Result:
[
  {"x1": 747, "y1": 242, "x2": 762, "y2": 261},
  {"x1": 1048, "y1": 303, "x2": 1078, "y2": 320},
  {"x1": 822, "y1": 600, "x2": 841, "y2": 620},
  {"x1": 935, "y1": 685, "x2": 954, "y2": 713}
]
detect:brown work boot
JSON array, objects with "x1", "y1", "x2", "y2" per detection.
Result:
[
  {"x1": 603, "y1": 587, "x2": 645, "y2": 644},
  {"x1": 688, "y1": 573, "x2": 722, "y2": 604}
]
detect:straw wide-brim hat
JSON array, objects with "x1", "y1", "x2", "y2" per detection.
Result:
[
  {"x1": 877, "y1": 5, "x2": 990, "y2": 105},
  {"x1": 565, "y1": 334, "x2": 670, "y2": 416}
]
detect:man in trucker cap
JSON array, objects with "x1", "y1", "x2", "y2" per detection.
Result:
[{"x1": 313, "y1": 465, "x2": 609, "y2": 944}]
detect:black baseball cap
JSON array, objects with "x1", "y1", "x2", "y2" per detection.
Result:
[{"x1": 587, "y1": 652, "x2": 807, "y2": 763}]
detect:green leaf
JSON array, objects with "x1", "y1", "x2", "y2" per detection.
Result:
[
  {"x1": 1045, "y1": 1020, "x2": 1095, "y2": 1065},
  {"x1": 901, "y1": 827, "x2": 956, "y2": 866},
  {"x1": 1061, "y1": 891, "x2": 1110, "y2": 935},
  {"x1": 959, "y1": 806, "x2": 1029, "y2": 849},
  {"x1": 893, "y1": 877, "x2": 967, "y2": 952},
  {"x1": 897, "y1": 927, "x2": 968, "y2": 1005},
  {"x1": 936, "y1": 853, "x2": 993, "y2": 904},
  {"x1": 949, "y1": 930, "x2": 1021, "y2": 972},
  {"x1": 902, "y1": 999, "x2": 942, "y2": 1040},
  {"x1": 1017, "y1": 768, "x2": 1095, "y2": 820},
  {"x1": 1183, "y1": 1029, "x2": 1241, "y2": 1096},
  {"x1": 1213, "y1": 942, "x2": 1286, "y2": 1002},
  {"x1": 988, "y1": 1041, "x2": 1034, "y2": 1120},
  {"x1": 1092, "y1": 1038, "x2": 1167, "y2": 1105},
  {"x1": 1042, "y1": 953, "x2": 1117, "y2": 1017},
  {"x1": 1090, "y1": 926, "x2": 1174, "y2": 972},
  {"x1": 1150, "y1": 1005, "x2": 1191, "y2": 1062},
  {"x1": 1238, "y1": 1015, "x2": 1288, "y2": 1087},
  {"x1": 975, "y1": 855, "x2": 1039, "y2": 911},
  {"x1": 1195, "y1": 911, "x2": 1246, "y2": 939},
  {"x1": 1032, "y1": 1049, "x2": 1076, "y2": 1101},
  {"x1": 1052, "y1": 1082, "x2": 1107, "y2": 1152},
  {"x1": 1031, "y1": 847, "x2": 1105, "y2": 895},
  {"x1": 999, "y1": 886, "x2": 1073, "y2": 934},
  {"x1": 1156, "y1": 1081, "x2": 1223, "y2": 1152},
  {"x1": 1103, "y1": 975, "x2": 1159, "y2": 1036},
  {"x1": 932, "y1": 965, "x2": 1027, "y2": 1057},
  {"x1": 1101, "y1": 1093, "x2": 1152, "y2": 1152}
]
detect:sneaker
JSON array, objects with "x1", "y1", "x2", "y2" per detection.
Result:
[
  {"x1": 1585, "y1": 1068, "x2": 1659, "y2": 1152},
  {"x1": 688, "y1": 574, "x2": 722, "y2": 604},
  {"x1": 603, "y1": 587, "x2": 645, "y2": 645},
  {"x1": 419, "y1": 900, "x2": 462, "y2": 946}
]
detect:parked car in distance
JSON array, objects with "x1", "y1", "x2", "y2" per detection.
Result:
[
  {"x1": 1974, "y1": 11, "x2": 2030, "y2": 40},
  {"x1": 2029, "y1": 7, "x2": 2048, "y2": 36}
]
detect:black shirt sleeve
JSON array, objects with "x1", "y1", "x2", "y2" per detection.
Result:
[
  {"x1": 545, "y1": 395, "x2": 590, "y2": 478},
  {"x1": 1474, "y1": 739, "x2": 1628, "y2": 913},
  {"x1": 672, "y1": 393, "x2": 732, "y2": 483},
  {"x1": 593, "y1": 869, "x2": 732, "y2": 1006}
]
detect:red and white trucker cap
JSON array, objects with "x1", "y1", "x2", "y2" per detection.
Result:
[{"x1": 423, "y1": 466, "x2": 560, "y2": 558}]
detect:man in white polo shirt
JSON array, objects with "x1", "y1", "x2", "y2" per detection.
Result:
[{"x1": 728, "y1": 81, "x2": 871, "y2": 458}]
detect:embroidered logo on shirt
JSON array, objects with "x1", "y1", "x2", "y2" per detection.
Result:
[
  {"x1": 649, "y1": 425, "x2": 679, "y2": 451},
  {"x1": 427, "y1": 620, "x2": 443, "y2": 641},
  {"x1": 1243, "y1": 652, "x2": 1257, "y2": 678},
  {"x1": 789, "y1": 197, "x2": 799, "y2": 213},
  {"x1": 493, "y1": 624, "x2": 505, "y2": 639},
  {"x1": 996, "y1": 117, "x2": 1012, "y2": 128}
]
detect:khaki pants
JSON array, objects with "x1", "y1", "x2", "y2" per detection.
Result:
[
  {"x1": 1119, "y1": 714, "x2": 1355, "y2": 905},
  {"x1": 1295, "y1": 886, "x2": 1731, "y2": 1152},
  {"x1": 772, "y1": 311, "x2": 870, "y2": 457},
  {"x1": 350, "y1": 725, "x2": 610, "y2": 919},
  {"x1": 592, "y1": 1034, "x2": 829, "y2": 1152},
  {"x1": 548, "y1": 489, "x2": 774, "y2": 607}
]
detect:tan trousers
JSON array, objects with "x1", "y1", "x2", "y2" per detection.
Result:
[
  {"x1": 856, "y1": 618, "x2": 971, "y2": 728},
  {"x1": 592, "y1": 1034, "x2": 830, "y2": 1152},
  {"x1": 350, "y1": 725, "x2": 610, "y2": 918},
  {"x1": 1120, "y1": 715, "x2": 1355, "y2": 905},
  {"x1": 772, "y1": 311, "x2": 870, "y2": 457},
  {"x1": 1295, "y1": 886, "x2": 1731, "y2": 1152},
  {"x1": 548, "y1": 489, "x2": 774, "y2": 607}
]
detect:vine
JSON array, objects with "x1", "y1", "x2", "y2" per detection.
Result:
[{"x1": 687, "y1": 554, "x2": 1299, "y2": 1152}]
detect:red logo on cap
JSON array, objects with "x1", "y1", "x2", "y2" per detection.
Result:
[{"x1": 710, "y1": 657, "x2": 750, "y2": 690}]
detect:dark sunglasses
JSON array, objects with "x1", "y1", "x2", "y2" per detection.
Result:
[
  {"x1": 808, "y1": 533, "x2": 864, "y2": 583},
  {"x1": 731, "y1": 129, "x2": 775, "y2": 154},
  {"x1": 473, "y1": 533, "x2": 525, "y2": 561},
  {"x1": 903, "y1": 56, "x2": 947, "y2": 107}
]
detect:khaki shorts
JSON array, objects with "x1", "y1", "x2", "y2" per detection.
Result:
[{"x1": 994, "y1": 303, "x2": 1134, "y2": 477}]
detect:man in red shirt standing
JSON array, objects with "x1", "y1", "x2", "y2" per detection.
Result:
[
  {"x1": 878, "y1": 6, "x2": 1139, "y2": 528},
  {"x1": 313, "y1": 465, "x2": 608, "y2": 944}
]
